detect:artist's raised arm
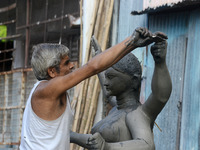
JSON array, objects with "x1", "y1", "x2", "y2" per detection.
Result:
[
  {"x1": 142, "y1": 40, "x2": 172, "y2": 122},
  {"x1": 41, "y1": 28, "x2": 156, "y2": 99}
]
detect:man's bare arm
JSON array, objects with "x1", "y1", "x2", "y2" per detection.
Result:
[{"x1": 38, "y1": 28, "x2": 155, "y2": 99}]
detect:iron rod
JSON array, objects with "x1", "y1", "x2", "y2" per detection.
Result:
[{"x1": 25, "y1": 0, "x2": 30, "y2": 68}]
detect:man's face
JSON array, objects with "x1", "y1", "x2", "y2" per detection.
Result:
[
  {"x1": 104, "y1": 67, "x2": 132, "y2": 97},
  {"x1": 57, "y1": 55, "x2": 74, "y2": 76}
]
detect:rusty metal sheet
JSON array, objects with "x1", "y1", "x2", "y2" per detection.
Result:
[{"x1": 0, "y1": 3, "x2": 16, "y2": 13}]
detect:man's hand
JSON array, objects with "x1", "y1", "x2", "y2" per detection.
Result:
[
  {"x1": 126, "y1": 27, "x2": 168, "y2": 48},
  {"x1": 151, "y1": 41, "x2": 168, "y2": 64},
  {"x1": 86, "y1": 132, "x2": 105, "y2": 150}
]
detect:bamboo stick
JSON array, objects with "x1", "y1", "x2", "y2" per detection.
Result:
[
  {"x1": 93, "y1": 0, "x2": 104, "y2": 38},
  {"x1": 83, "y1": 76, "x2": 99, "y2": 134},
  {"x1": 96, "y1": 0, "x2": 105, "y2": 47},
  {"x1": 78, "y1": 76, "x2": 95, "y2": 133},
  {"x1": 101, "y1": 0, "x2": 114, "y2": 51},
  {"x1": 88, "y1": 84, "x2": 101, "y2": 132},
  {"x1": 77, "y1": 78, "x2": 89, "y2": 131},
  {"x1": 72, "y1": 81, "x2": 85, "y2": 132},
  {"x1": 83, "y1": 0, "x2": 100, "y2": 64},
  {"x1": 79, "y1": 0, "x2": 83, "y2": 66}
]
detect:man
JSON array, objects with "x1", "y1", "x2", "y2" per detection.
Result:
[{"x1": 20, "y1": 28, "x2": 165, "y2": 150}]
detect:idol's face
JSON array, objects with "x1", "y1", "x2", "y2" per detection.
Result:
[{"x1": 104, "y1": 67, "x2": 132, "y2": 97}]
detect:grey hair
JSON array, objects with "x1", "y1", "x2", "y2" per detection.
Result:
[
  {"x1": 112, "y1": 53, "x2": 142, "y2": 87},
  {"x1": 31, "y1": 43, "x2": 69, "y2": 80}
]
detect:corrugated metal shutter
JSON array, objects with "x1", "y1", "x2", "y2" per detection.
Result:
[
  {"x1": 180, "y1": 9, "x2": 200, "y2": 150},
  {"x1": 147, "y1": 11, "x2": 189, "y2": 150}
]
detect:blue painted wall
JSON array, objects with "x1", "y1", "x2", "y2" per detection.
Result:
[
  {"x1": 117, "y1": 0, "x2": 147, "y2": 62},
  {"x1": 180, "y1": 9, "x2": 200, "y2": 150}
]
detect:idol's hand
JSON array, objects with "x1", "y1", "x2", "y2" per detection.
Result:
[
  {"x1": 86, "y1": 132, "x2": 105, "y2": 150},
  {"x1": 151, "y1": 40, "x2": 168, "y2": 64}
]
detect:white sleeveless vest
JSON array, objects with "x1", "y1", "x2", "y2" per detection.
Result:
[{"x1": 20, "y1": 81, "x2": 74, "y2": 150}]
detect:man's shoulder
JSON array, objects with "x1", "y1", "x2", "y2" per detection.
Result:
[{"x1": 33, "y1": 80, "x2": 52, "y2": 97}]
